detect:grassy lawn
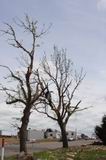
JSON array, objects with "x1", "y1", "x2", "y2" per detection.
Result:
[
  {"x1": 5, "y1": 156, "x2": 17, "y2": 160},
  {"x1": 33, "y1": 147, "x2": 106, "y2": 160},
  {"x1": 4, "y1": 146, "x2": 106, "y2": 160},
  {"x1": 33, "y1": 148, "x2": 72, "y2": 160},
  {"x1": 74, "y1": 150, "x2": 106, "y2": 160}
]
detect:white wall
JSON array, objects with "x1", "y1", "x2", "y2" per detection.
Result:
[
  {"x1": 67, "y1": 131, "x2": 77, "y2": 140},
  {"x1": 28, "y1": 129, "x2": 44, "y2": 141}
]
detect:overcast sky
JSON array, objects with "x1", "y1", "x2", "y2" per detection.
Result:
[{"x1": 0, "y1": 0, "x2": 106, "y2": 136}]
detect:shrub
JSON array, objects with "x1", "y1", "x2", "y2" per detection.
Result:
[{"x1": 95, "y1": 115, "x2": 106, "y2": 145}]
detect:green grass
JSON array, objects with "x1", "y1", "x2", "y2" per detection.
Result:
[
  {"x1": 4, "y1": 147, "x2": 106, "y2": 160},
  {"x1": 4, "y1": 156, "x2": 17, "y2": 160},
  {"x1": 34, "y1": 148, "x2": 106, "y2": 160},
  {"x1": 33, "y1": 148, "x2": 72, "y2": 160},
  {"x1": 74, "y1": 150, "x2": 106, "y2": 160}
]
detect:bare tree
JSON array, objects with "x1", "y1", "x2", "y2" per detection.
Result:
[
  {"x1": 0, "y1": 16, "x2": 48, "y2": 154},
  {"x1": 36, "y1": 46, "x2": 86, "y2": 148}
]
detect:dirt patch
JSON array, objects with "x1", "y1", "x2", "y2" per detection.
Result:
[{"x1": 0, "y1": 137, "x2": 19, "y2": 145}]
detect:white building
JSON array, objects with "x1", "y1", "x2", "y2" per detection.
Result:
[
  {"x1": 67, "y1": 130, "x2": 77, "y2": 140},
  {"x1": 27, "y1": 128, "x2": 77, "y2": 141},
  {"x1": 28, "y1": 129, "x2": 44, "y2": 141},
  {"x1": 44, "y1": 129, "x2": 61, "y2": 139},
  {"x1": 44, "y1": 129, "x2": 77, "y2": 140}
]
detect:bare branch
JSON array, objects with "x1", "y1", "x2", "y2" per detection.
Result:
[
  {"x1": 38, "y1": 46, "x2": 85, "y2": 139},
  {"x1": 0, "y1": 65, "x2": 27, "y2": 100},
  {"x1": 7, "y1": 98, "x2": 26, "y2": 105},
  {"x1": 35, "y1": 107, "x2": 57, "y2": 121},
  {"x1": 0, "y1": 16, "x2": 51, "y2": 153},
  {"x1": 64, "y1": 100, "x2": 81, "y2": 124}
]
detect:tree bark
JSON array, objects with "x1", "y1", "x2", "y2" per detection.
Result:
[
  {"x1": 19, "y1": 107, "x2": 31, "y2": 153},
  {"x1": 59, "y1": 122, "x2": 68, "y2": 148}
]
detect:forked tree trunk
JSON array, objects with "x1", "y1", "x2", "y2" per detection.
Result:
[
  {"x1": 59, "y1": 122, "x2": 68, "y2": 148},
  {"x1": 19, "y1": 107, "x2": 31, "y2": 154}
]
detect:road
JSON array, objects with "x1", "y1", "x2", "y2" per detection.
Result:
[{"x1": 0, "y1": 140, "x2": 94, "y2": 157}]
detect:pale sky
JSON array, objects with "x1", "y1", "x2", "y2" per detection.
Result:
[{"x1": 0, "y1": 0, "x2": 106, "y2": 136}]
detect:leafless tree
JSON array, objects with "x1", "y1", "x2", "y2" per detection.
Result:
[
  {"x1": 0, "y1": 15, "x2": 48, "y2": 154},
  {"x1": 36, "y1": 46, "x2": 86, "y2": 148}
]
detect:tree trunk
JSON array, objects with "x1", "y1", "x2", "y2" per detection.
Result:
[
  {"x1": 19, "y1": 107, "x2": 31, "y2": 154},
  {"x1": 59, "y1": 122, "x2": 68, "y2": 148},
  {"x1": 19, "y1": 125, "x2": 27, "y2": 153}
]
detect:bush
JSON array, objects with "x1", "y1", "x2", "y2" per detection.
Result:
[{"x1": 95, "y1": 115, "x2": 106, "y2": 145}]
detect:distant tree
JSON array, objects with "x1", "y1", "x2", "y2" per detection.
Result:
[
  {"x1": 36, "y1": 46, "x2": 86, "y2": 148},
  {"x1": 0, "y1": 15, "x2": 48, "y2": 154},
  {"x1": 95, "y1": 115, "x2": 106, "y2": 145}
]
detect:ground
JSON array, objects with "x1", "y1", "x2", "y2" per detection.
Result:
[
  {"x1": 34, "y1": 145, "x2": 106, "y2": 160},
  {"x1": 1, "y1": 137, "x2": 106, "y2": 159},
  {"x1": 4, "y1": 145, "x2": 106, "y2": 160},
  {"x1": 1, "y1": 139, "x2": 93, "y2": 157},
  {"x1": 0, "y1": 137, "x2": 19, "y2": 145}
]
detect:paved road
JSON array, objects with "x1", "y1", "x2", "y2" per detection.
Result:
[{"x1": 0, "y1": 140, "x2": 94, "y2": 157}]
